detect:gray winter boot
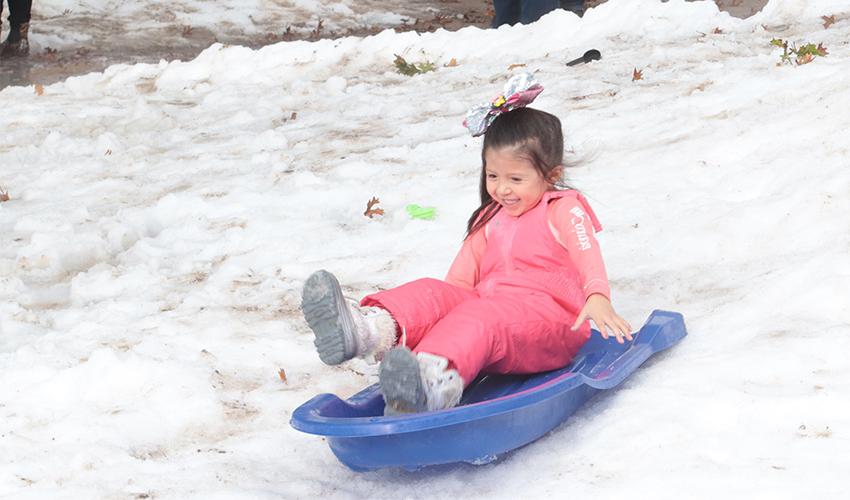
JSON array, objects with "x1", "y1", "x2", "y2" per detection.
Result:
[
  {"x1": 301, "y1": 270, "x2": 397, "y2": 365},
  {"x1": 379, "y1": 347, "x2": 464, "y2": 415},
  {"x1": 1, "y1": 22, "x2": 29, "y2": 58}
]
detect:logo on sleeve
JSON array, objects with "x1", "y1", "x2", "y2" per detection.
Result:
[{"x1": 570, "y1": 206, "x2": 591, "y2": 251}]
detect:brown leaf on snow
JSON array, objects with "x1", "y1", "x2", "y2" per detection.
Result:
[
  {"x1": 278, "y1": 368, "x2": 287, "y2": 383},
  {"x1": 444, "y1": 58, "x2": 459, "y2": 67},
  {"x1": 34, "y1": 84, "x2": 44, "y2": 96},
  {"x1": 632, "y1": 68, "x2": 643, "y2": 81},
  {"x1": 797, "y1": 53, "x2": 815, "y2": 65},
  {"x1": 507, "y1": 63, "x2": 526, "y2": 70},
  {"x1": 822, "y1": 15, "x2": 835, "y2": 29},
  {"x1": 0, "y1": 187, "x2": 10, "y2": 203},
  {"x1": 364, "y1": 197, "x2": 384, "y2": 218},
  {"x1": 713, "y1": 27, "x2": 723, "y2": 34}
]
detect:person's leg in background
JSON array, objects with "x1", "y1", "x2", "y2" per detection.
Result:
[
  {"x1": 519, "y1": 0, "x2": 562, "y2": 24},
  {"x1": 1, "y1": 0, "x2": 32, "y2": 57},
  {"x1": 492, "y1": 0, "x2": 521, "y2": 27},
  {"x1": 560, "y1": 0, "x2": 585, "y2": 16}
]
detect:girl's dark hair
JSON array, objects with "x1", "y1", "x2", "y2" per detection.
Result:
[{"x1": 465, "y1": 107, "x2": 566, "y2": 238}]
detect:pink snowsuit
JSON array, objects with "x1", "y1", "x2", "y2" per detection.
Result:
[{"x1": 361, "y1": 190, "x2": 610, "y2": 385}]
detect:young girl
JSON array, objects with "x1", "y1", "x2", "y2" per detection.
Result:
[{"x1": 301, "y1": 73, "x2": 631, "y2": 415}]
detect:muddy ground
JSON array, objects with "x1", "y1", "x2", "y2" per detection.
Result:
[{"x1": 0, "y1": 0, "x2": 768, "y2": 90}]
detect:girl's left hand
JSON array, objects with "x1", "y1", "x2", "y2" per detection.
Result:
[{"x1": 571, "y1": 294, "x2": 633, "y2": 344}]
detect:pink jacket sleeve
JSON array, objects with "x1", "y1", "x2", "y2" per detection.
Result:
[
  {"x1": 445, "y1": 226, "x2": 488, "y2": 290},
  {"x1": 547, "y1": 195, "x2": 611, "y2": 300}
]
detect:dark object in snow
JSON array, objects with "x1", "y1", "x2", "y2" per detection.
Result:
[
  {"x1": 291, "y1": 309, "x2": 687, "y2": 471},
  {"x1": 566, "y1": 49, "x2": 601, "y2": 67}
]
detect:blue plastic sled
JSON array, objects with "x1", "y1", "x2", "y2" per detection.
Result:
[{"x1": 290, "y1": 309, "x2": 686, "y2": 471}]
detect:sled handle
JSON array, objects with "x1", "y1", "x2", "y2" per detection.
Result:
[{"x1": 582, "y1": 310, "x2": 686, "y2": 389}]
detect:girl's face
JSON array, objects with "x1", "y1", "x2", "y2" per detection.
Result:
[{"x1": 484, "y1": 147, "x2": 560, "y2": 217}]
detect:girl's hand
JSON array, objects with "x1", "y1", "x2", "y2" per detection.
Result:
[{"x1": 571, "y1": 294, "x2": 633, "y2": 344}]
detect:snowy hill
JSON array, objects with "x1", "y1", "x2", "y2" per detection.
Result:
[{"x1": 1, "y1": 0, "x2": 849, "y2": 497}]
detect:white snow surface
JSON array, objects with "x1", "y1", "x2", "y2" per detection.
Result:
[{"x1": 2, "y1": 0, "x2": 850, "y2": 497}]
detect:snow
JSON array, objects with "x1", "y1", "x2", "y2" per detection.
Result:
[
  {"x1": 31, "y1": 0, "x2": 417, "y2": 52},
  {"x1": 2, "y1": 0, "x2": 850, "y2": 497}
]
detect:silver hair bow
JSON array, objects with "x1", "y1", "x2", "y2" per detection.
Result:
[{"x1": 463, "y1": 73, "x2": 544, "y2": 137}]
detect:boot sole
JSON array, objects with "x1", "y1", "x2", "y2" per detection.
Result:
[
  {"x1": 301, "y1": 270, "x2": 356, "y2": 365},
  {"x1": 379, "y1": 347, "x2": 426, "y2": 415}
]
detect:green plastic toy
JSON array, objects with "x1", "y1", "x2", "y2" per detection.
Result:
[{"x1": 405, "y1": 204, "x2": 436, "y2": 220}]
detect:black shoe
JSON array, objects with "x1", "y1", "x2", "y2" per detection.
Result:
[{"x1": 1, "y1": 22, "x2": 30, "y2": 58}]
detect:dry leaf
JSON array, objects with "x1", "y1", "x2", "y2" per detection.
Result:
[
  {"x1": 290, "y1": 111, "x2": 297, "y2": 120},
  {"x1": 713, "y1": 27, "x2": 723, "y2": 34},
  {"x1": 0, "y1": 187, "x2": 9, "y2": 203},
  {"x1": 444, "y1": 58, "x2": 458, "y2": 67},
  {"x1": 797, "y1": 53, "x2": 815, "y2": 65},
  {"x1": 278, "y1": 368, "x2": 287, "y2": 383},
  {"x1": 822, "y1": 15, "x2": 835, "y2": 29},
  {"x1": 394, "y1": 54, "x2": 436, "y2": 76},
  {"x1": 364, "y1": 197, "x2": 384, "y2": 218},
  {"x1": 34, "y1": 84, "x2": 44, "y2": 96},
  {"x1": 632, "y1": 68, "x2": 643, "y2": 81},
  {"x1": 507, "y1": 63, "x2": 526, "y2": 70}
]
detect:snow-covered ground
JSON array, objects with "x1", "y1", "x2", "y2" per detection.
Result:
[
  {"x1": 2, "y1": 0, "x2": 850, "y2": 497},
  {"x1": 33, "y1": 0, "x2": 418, "y2": 46},
  {"x1": 2, "y1": 0, "x2": 493, "y2": 89}
]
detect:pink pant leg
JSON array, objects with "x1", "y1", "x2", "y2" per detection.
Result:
[
  {"x1": 361, "y1": 278, "x2": 478, "y2": 349},
  {"x1": 415, "y1": 291, "x2": 591, "y2": 384}
]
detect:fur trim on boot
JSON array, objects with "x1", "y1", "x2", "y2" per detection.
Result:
[{"x1": 301, "y1": 270, "x2": 397, "y2": 365}]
